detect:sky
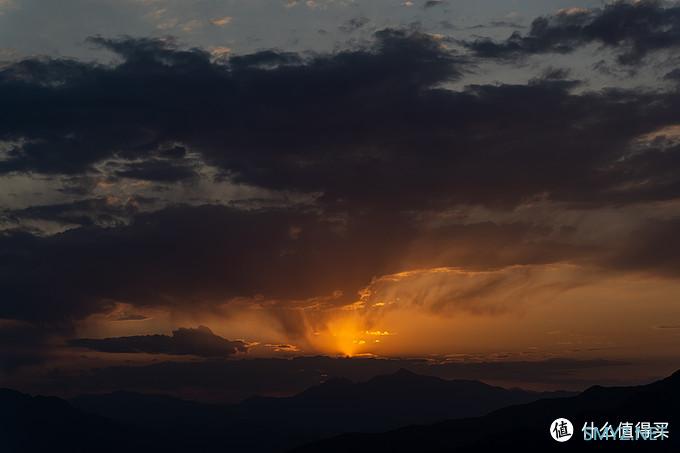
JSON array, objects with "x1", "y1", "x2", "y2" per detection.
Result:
[{"x1": 2, "y1": 0, "x2": 680, "y2": 399}]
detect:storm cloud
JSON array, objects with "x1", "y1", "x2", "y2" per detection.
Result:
[
  {"x1": 69, "y1": 326, "x2": 248, "y2": 357},
  {"x1": 0, "y1": 27, "x2": 680, "y2": 211}
]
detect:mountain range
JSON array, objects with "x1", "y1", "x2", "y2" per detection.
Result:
[
  {"x1": 294, "y1": 369, "x2": 680, "y2": 452},
  {"x1": 3, "y1": 368, "x2": 679, "y2": 452},
  {"x1": 2, "y1": 369, "x2": 568, "y2": 452}
]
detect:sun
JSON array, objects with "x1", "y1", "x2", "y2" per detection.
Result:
[
  {"x1": 328, "y1": 320, "x2": 362, "y2": 356},
  {"x1": 320, "y1": 316, "x2": 367, "y2": 357},
  {"x1": 309, "y1": 310, "x2": 391, "y2": 357}
]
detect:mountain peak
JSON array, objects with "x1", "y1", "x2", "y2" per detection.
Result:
[
  {"x1": 661, "y1": 368, "x2": 680, "y2": 384},
  {"x1": 296, "y1": 377, "x2": 354, "y2": 399},
  {"x1": 364, "y1": 369, "x2": 450, "y2": 388},
  {"x1": 393, "y1": 368, "x2": 418, "y2": 378}
]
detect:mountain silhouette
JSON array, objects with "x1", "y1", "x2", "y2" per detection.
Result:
[
  {"x1": 2, "y1": 369, "x2": 571, "y2": 452},
  {"x1": 71, "y1": 368, "x2": 571, "y2": 435},
  {"x1": 292, "y1": 369, "x2": 680, "y2": 452},
  {"x1": 0, "y1": 388, "x2": 151, "y2": 453},
  {"x1": 236, "y1": 368, "x2": 572, "y2": 432},
  {"x1": 6, "y1": 369, "x2": 680, "y2": 452}
]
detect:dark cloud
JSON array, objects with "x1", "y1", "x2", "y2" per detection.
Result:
[
  {"x1": 69, "y1": 326, "x2": 247, "y2": 357},
  {"x1": 112, "y1": 158, "x2": 198, "y2": 182},
  {"x1": 0, "y1": 29, "x2": 465, "y2": 187},
  {"x1": 403, "y1": 221, "x2": 591, "y2": 271},
  {"x1": 607, "y1": 217, "x2": 680, "y2": 277},
  {"x1": 228, "y1": 49, "x2": 303, "y2": 69},
  {"x1": 1, "y1": 4, "x2": 679, "y2": 407},
  {"x1": 0, "y1": 199, "x2": 675, "y2": 328},
  {"x1": 111, "y1": 312, "x2": 149, "y2": 321},
  {"x1": 423, "y1": 0, "x2": 445, "y2": 9},
  {"x1": 468, "y1": 21, "x2": 526, "y2": 30},
  {"x1": 2, "y1": 25, "x2": 680, "y2": 358},
  {"x1": 487, "y1": 21, "x2": 525, "y2": 29},
  {"x1": 0, "y1": 203, "x2": 598, "y2": 325},
  {"x1": 0, "y1": 320, "x2": 64, "y2": 375},
  {"x1": 536, "y1": 66, "x2": 572, "y2": 81},
  {"x1": 2, "y1": 198, "x2": 142, "y2": 228},
  {"x1": 1, "y1": 29, "x2": 679, "y2": 211},
  {"x1": 664, "y1": 67, "x2": 680, "y2": 82},
  {"x1": 339, "y1": 17, "x2": 370, "y2": 33},
  {"x1": 465, "y1": 1, "x2": 680, "y2": 65},
  {"x1": 0, "y1": 205, "x2": 410, "y2": 323}
]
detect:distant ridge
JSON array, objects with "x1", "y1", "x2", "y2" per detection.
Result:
[
  {"x1": 2, "y1": 369, "x2": 574, "y2": 452},
  {"x1": 292, "y1": 368, "x2": 680, "y2": 452}
]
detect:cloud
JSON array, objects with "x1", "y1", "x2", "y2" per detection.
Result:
[
  {"x1": 1, "y1": 30, "x2": 680, "y2": 212},
  {"x1": 339, "y1": 16, "x2": 369, "y2": 33},
  {"x1": 1, "y1": 198, "x2": 617, "y2": 328},
  {"x1": 111, "y1": 158, "x2": 199, "y2": 182},
  {"x1": 209, "y1": 16, "x2": 232, "y2": 27},
  {"x1": 0, "y1": 205, "x2": 414, "y2": 323},
  {"x1": 264, "y1": 343, "x2": 301, "y2": 353},
  {"x1": 0, "y1": 200, "x2": 677, "y2": 330},
  {"x1": 423, "y1": 0, "x2": 445, "y2": 9},
  {"x1": 2, "y1": 197, "x2": 144, "y2": 228},
  {"x1": 69, "y1": 326, "x2": 247, "y2": 357},
  {"x1": 3, "y1": 27, "x2": 680, "y2": 352},
  {"x1": 111, "y1": 312, "x2": 149, "y2": 321},
  {"x1": 0, "y1": 319, "x2": 62, "y2": 375},
  {"x1": 464, "y1": 0, "x2": 680, "y2": 65},
  {"x1": 607, "y1": 217, "x2": 680, "y2": 277},
  {"x1": 468, "y1": 21, "x2": 526, "y2": 30},
  {"x1": 355, "y1": 264, "x2": 594, "y2": 316}
]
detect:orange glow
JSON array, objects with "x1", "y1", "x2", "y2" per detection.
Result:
[
  {"x1": 305, "y1": 311, "x2": 392, "y2": 357},
  {"x1": 325, "y1": 316, "x2": 366, "y2": 357},
  {"x1": 79, "y1": 264, "x2": 680, "y2": 365}
]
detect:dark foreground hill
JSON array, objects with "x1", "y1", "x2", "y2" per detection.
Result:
[
  {"x1": 292, "y1": 369, "x2": 680, "y2": 453},
  {"x1": 0, "y1": 388, "x2": 149, "y2": 453},
  {"x1": 2, "y1": 369, "x2": 569, "y2": 453}
]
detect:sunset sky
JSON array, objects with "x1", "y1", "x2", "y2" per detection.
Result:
[{"x1": 2, "y1": 0, "x2": 680, "y2": 399}]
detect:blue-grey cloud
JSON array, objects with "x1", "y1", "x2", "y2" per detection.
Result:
[{"x1": 465, "y1": 1, "x2": 680, "y2": 65}]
